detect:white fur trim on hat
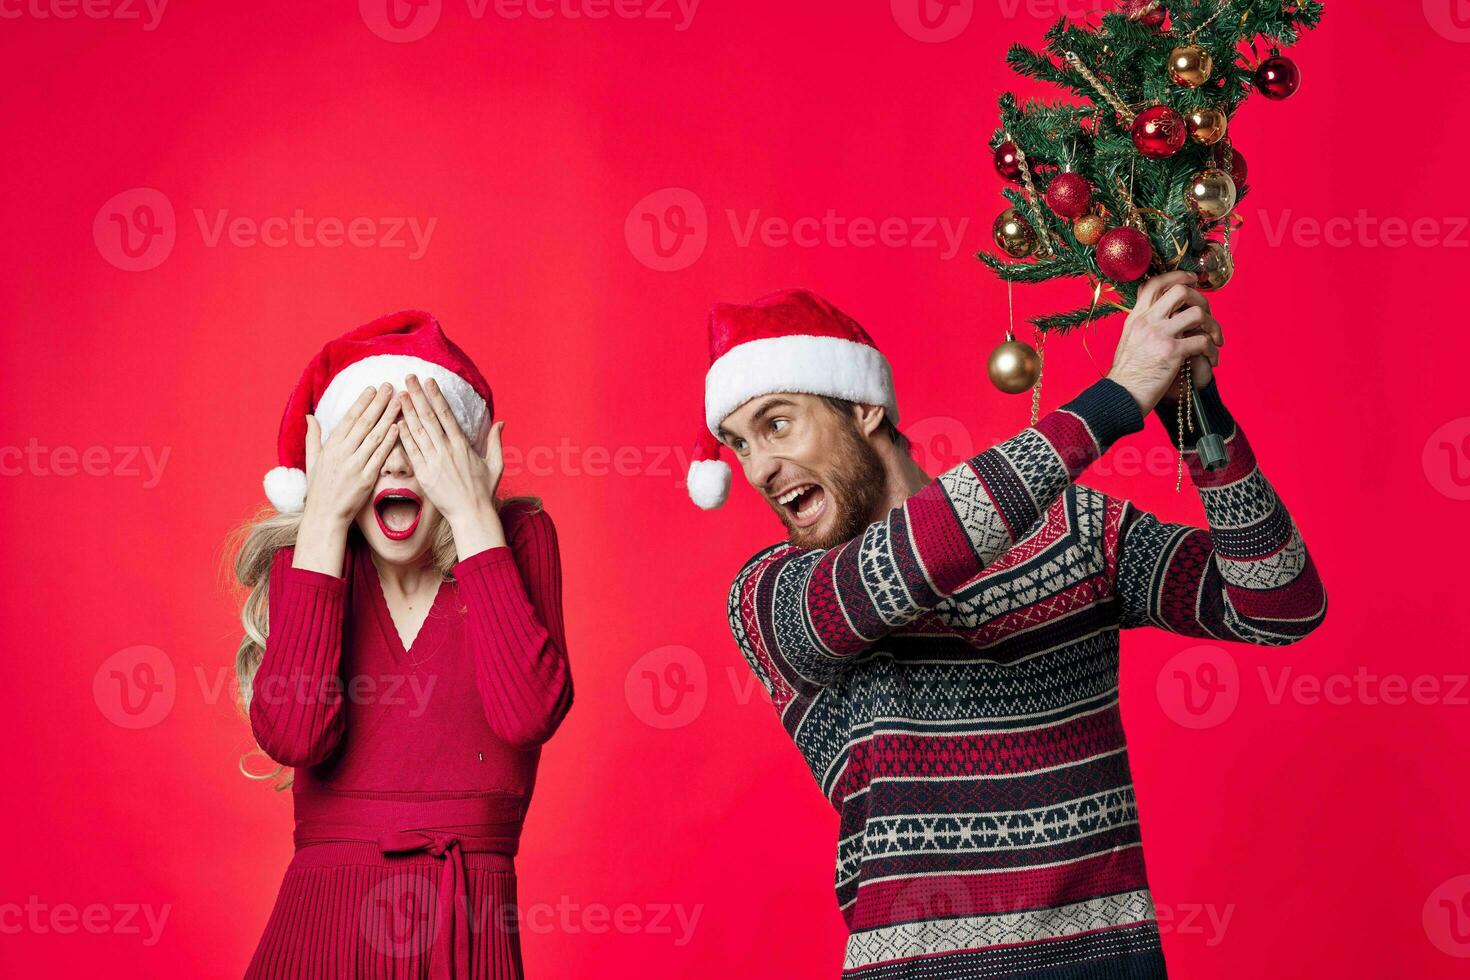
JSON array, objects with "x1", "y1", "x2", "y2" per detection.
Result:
[
  {"x1": 705, "y1": 335, "x2": 898, "y2": 434},
  {"x1": 315, "y1": 354, "x2": 489, "y2": 445},
  {"x1": 263, "y1": 466, "x2": 308, "y2": 513},
  {"x1": 687, "y1": 458, "x2": 732, "y2": 510}
]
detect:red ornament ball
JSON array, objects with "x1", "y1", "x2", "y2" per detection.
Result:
[
  {"x1": 1228, "y1": 146, "x2": 1248, "y2": 186},
  {"x1": 1096, "y1": 227, "x2": 1154, "y2": 282},
  {"x1": 1131, "y1": 105, "x2": 1187, "y2": 159},
  {"x1": 1119, "y1": 0, "x2": 1165, "y2": 28},
  {"x1": 994, "y1": 142, "x2": 1023, "y2": 182},
  {"x1": 1255, "y1": 55, "x2": 1301, "y2": 100},
  {"x1": 1045, "y1": 172, "x2": 1093, "y2": 219}
]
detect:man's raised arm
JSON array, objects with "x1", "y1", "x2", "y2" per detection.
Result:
[
  {"x1": 730, "y1": 378, "x2": 1143, "y2": 696},
  {"x1": 1113, "y1": 380, "x2": 1327, "y2": 644}
]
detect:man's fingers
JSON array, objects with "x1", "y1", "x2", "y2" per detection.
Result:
[
  {"x1": 1178, "y1": 334, "x2": 1219, "y2": 366},
  {"x1": 1136, "y1": 271, "x2": 1193, "y2": 314},
  {"x1": 1156, "y1": 283, "x2": 1209, "y2": 319}
]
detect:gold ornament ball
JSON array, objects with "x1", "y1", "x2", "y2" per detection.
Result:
[
  {"x1": 1186, "y1": 168, "x2": 1238, "y2": 222},
  {"x1": 987, "y1": 338, "x2": 1041, "y2": 394},
  {"x1": 1169, "y1": 44, "x2": 1213, "y2": 88},
  {"x1": 1074, "y1": 214, "x2": 1106, "y2": 246},
  {"x1": 993, "y1": 208, "x2": 1038, "y2": 258},
  {"x1": 1196, "y1": 241, "x2": 1235, "y2": 291},
  {"x1": 1187, "y1": 106, "x2": 1228, "y2": 145}
]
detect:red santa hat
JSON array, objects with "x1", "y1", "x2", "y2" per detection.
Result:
[
  {"x1": 263, "y1": 311, "x2": 493, "y2": 513},
  {"x1": 687, "y1": 289, "x2": 898, "y2": 510}
]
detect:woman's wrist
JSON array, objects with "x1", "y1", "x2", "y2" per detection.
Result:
[
  {"x1": 449, "y1": 499, "x2": 507, "y2": 561},
  {"x1": 293, "y1": 507, "x2": 351, "y2": 576}
]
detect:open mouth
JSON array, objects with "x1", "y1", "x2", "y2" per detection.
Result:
[
  {"x1": 773, "y1": 482, "x2": 827, "y2": 529},
  {"x1": 373, "y1": 487, "x2": 422, "y2": 541}
]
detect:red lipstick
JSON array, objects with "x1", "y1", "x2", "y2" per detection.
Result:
[{"x1": 373, "y1": 487, "x2": 422, "y2": 541}]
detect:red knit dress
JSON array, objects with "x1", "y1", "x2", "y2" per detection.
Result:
[{"x1": 244, "y1": 500, "x2": 573, "y2": 980}]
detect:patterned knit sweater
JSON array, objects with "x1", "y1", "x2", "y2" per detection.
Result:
[{"x1": 728, "y1": 378, "x2": 1326, "y2": 979}]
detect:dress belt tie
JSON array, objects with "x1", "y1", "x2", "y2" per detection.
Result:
[{"x1": 292, "y1": 790, "x2": 525, "y2": 980}]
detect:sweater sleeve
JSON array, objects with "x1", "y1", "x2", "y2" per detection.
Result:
[
  {"x1": 729, "y1": 378, "x2": 1145, "y2": 697},
  {"x1": 1112, "y1": 380, "x2": 1328, "y2": 644},
  {"x1": 248, "y1": 546, "x2": 349, "y2": 768},
  {"x1": 452, "y1": 506, "x2": 574, "y2": 751}
]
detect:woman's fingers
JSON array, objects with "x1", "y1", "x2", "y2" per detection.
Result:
[
  {"x1": 341, "y1": 382, "x2": 393, "y2": 455},
  {"x1": 304, "y1": 415, "x2": 322, "y2": 475},
  {"x1": 403, "y1": 375, "x2": 451, "y2": 453},
  {"x1": 423, "y1": 378, "x2": 466, "y2": 446},
  {"x1": 486, "y1": 420, "x2": 504, "y2": 466},
  {"x1": 330, "y1": 385, "x2": 380, "y2": 449},
  {"x1": 398, "y1": 413, "x2": 426, "y2": 466},
  {"x1": 352, "y1": 393, "x2": 401, "y2": 464},
  {"x1": 364, "y1": 423, "x2": 399, "y2": 473}
]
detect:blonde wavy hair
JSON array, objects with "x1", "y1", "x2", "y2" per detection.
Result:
[{"x1": 230, "y1": 494, "x2": 537, "y2": 789}]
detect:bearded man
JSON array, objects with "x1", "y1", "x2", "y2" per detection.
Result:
[{"x1": 684, "y1": 280, "x2": 1326, "y2": 978}]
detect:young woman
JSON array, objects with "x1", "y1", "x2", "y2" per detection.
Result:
[{"x1": 234, "y1": 311, "x2": 573, "y2": 979}]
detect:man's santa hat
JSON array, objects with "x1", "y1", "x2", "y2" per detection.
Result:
[
  {"x1": 263, "y1": 311, "x2": 492, "y2": 513},
  {"x1": 686, "y1": 289, "x2": 898, "y2": 510}
]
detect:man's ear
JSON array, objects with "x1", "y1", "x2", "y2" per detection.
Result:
[{"x1": 853, "y1": 402, "x2": 887, "y2": 439}]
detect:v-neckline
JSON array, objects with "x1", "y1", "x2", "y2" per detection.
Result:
[{"x1": 359, "y1": 544, "x2": 448, "y2": 665}]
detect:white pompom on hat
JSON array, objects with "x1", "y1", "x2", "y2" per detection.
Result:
[
  {"x1": 688, "y1": 289, "x2": 898, "y2": 509},
  {"x1": 264, "y1": 311, "x2": 492, "y2": 513}
]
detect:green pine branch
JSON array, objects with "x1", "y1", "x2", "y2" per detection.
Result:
[{"x1": 982, "y1": 0, "x2": 1323, "y2": 334}]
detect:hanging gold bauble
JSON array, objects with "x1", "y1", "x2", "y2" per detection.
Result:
[
  {"x1": 993, "y1": 208, "x2": 1038, "y2": 258},
  {"x1": 988, "y1": 334, "x2": 1041, "y2": 394},
  {"x1": 1196, "y1": 241, "x2": 1235, "y2": 291},
  {"x1": 1074, "y1": 214, "x2": 1106, "y2": 246},
  {"x1": 1187, "y1": 106, "x2": 1228, "y2": 145},
  {"x1": 1186, "y1": 168, "x2": 1238, "y2": 222},
  {"x1": 1168, "y1": 44, "x2": 1214, "y2": 88}
]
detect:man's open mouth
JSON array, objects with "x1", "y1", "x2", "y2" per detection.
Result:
[
  {"x1": 774, "y1": 482, "x2": 827, "y2": 529},
  {"x1": 373, "y1": 487, "x2": 422, "y2": 541}
]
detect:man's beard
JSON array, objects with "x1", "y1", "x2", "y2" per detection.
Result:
[{"x1": 781, "y1": 420, "x2": 887, "y2": 550}]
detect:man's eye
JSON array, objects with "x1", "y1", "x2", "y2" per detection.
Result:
[
  {"x1": 771, "y1": 419, "x2": 790, "y2": 434},
  {"x1": 732, "y1": 438, "x2": 748, "y2": 453}
]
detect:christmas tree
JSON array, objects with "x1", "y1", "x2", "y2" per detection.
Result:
[{"x1": 979, "y1": 0, "x2": 1324, "y2": 335}]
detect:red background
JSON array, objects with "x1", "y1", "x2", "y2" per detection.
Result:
[{"x1": 4, "y1": 1, "x2": 1470, "y2": 976}]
